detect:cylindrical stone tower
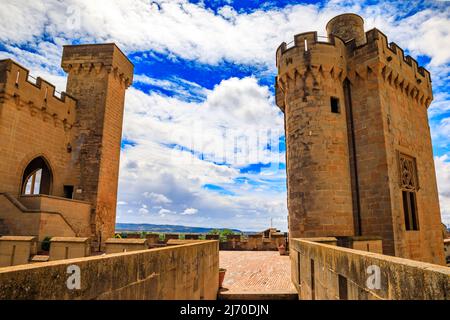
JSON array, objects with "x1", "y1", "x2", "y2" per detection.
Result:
[
  {"x1": 275, "y1": 31, "x2": 355, "y2": 238},
  {"x1": 326, "y1": 13, "x2": 366, "y2": 46}
]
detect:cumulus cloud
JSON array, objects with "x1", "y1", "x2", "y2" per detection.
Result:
[
  {"x1": 435, "y1": 155, "x2": 450, "y2": 227},
  {"x1": 181, "y1": 208, "x2": 199, "y2": 215},
  {"x1": 1, "y1": 0, "x2": 449, "y2": 68},
  {"x1": 1, "y1": 0, "x2": 448, "y2": 231},
  {"x1": 143, "y1": 192, "x2": 172, "y2": 204},
  {"x1": 117, "y1": 76, "x2": 287, "y2": 230}
]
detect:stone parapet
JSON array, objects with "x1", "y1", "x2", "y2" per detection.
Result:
[
  {"x1": 61, "y1": 43, "x2": 133, "y2": 88},
  {"x1": 0, "y1": 59, "x2": 76, "y2": 129},
  {"x1": 49, "y1": 237, "x2": 90, "y2": 261},
  {"x1": 290, "y1": 238, "x2": 449, "y2": 300},
  {"x1": 0, "y1": 236, "x2": 37, "y2": 268},
  {"x1": 0, "y1": 240, "x2": 219, "y2": 300},
  {"x1": 105, "y1": 238, "x2": 148, "y2": 254}
]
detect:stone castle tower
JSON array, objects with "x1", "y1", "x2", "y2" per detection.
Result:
[
  {"x1": 276, "y1": 13, "x2": 445, "y2": 265},
  {"x1": 61, "y1": 44, "x2": 134, "y2": 244},
  {"x1": 0, "y1": 44, "x2": 133, "y2": 247}
]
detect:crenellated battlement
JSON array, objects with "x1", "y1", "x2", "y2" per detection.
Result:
[
  {"x1": 61, "y1": 43, "x2": 134, "y2": 88},
  {"x1": 0, "y1": 59, "x2": 76, "y2": 129},
  {"x1": 354, "y1": 28, "x2": 433, "y2": 107},
  {"x1": 276, "y1": 31, "x2": 344, "y2": 68},
  {"x1": 276, "y1": 25, "x2": 433, "y2": 108},
  {"x1": 277, "y1": 28, "x2": 431, "y2": 82},
  {"x1": 350, "y1": 28, "x2": 431, "y2": 82},
  {"x1": 277, "y1": 14, "x2": 445, "y2": 265}
]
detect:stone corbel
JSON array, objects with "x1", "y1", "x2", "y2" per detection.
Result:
[{"x1": 93, "y1": 62, "x2": 104, "y2": 74}]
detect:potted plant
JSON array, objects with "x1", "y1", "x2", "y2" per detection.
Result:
[
  {"x1": 278, "y1": 244, "x2": 286, "y2": 255},
  {"x1": 219, "y1": 268, "x2": 227, "y2": 288},
  {"x1": 40, "y1": 236, "x2": 52, "y2": 254}
]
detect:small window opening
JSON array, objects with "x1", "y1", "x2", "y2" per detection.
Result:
[
  {"x1": 402, "y1": 190, "x2": 419, "y2": 231},
  {"x1": 15, "y1": 71, "x2": 20, "y2": 87},
  {"x1": 331, "y1": 97, "x2": 340, "y2": 113},
  {"x1": 338, "y1": 275, "x2": 348, "y2": 300},
  {"x1": 64, "y1": 185, "x2": 74, "y2": 199},
  {"x1": 21, "y1": 157, "x2": 52, "y2": 195},
  {"x1": 310, "y1": 259, "x2": 315, "y2": 300},
  {"x1": 399, "y1": 153, "x2": 419, "y2": 231},
  {"x1": 23, "y1": 169, "x2": 42, "y2": 195}
]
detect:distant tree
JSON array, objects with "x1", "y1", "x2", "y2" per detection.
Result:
[
  {"x1": 208, "y1": 229, "x2": 237, "y2": 242},
  {"x1": 208, "y1": 229, "x2": 220, "y2": 235}
]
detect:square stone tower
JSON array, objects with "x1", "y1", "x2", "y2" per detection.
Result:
[
  {"x1": 276, "y1": 14, "x2": 445, "y2": 265},
  {"x1": 61, "y1": 44, "x2": 134, "y2": 246}
]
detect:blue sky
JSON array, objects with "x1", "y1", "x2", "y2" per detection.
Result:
[{"x1": 0, "y1": 0, "x2": 449, "y2": 230}]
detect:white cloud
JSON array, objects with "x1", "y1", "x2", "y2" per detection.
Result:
[
  {"x1": 435, "y1": 155, "x2": 450, "y2": 227},
  {"x1": 1, "y1": 0, "x2": 449, "y2": 68},
  {"x1": 134, "y1": 74, "x2": 209, "y2": 101},
  {"x1": 138, "y1": 206, "x2": 149, "y2": 215},
  {"x1": 143, "y1": 192, "x2": 172, "y2": 204},
  {"x1": 181, "y1": 208, "x2": 198, "y2": 215},
  {"x1": 428, "y1": 92, "x2": 450, "y2": 118},
  {"x1": 116, "y1": 78, "x2": 287, "y2": 230},
  {"x1": 158, "y1": 208, "x2": 172, "y2": 217},
  {"x1": 1, "y1": 0, "x2": 448, "y2": 231}
]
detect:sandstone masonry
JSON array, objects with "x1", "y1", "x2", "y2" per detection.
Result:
[
  {"x1": 276, "y1": 13, "x2": 445, "y2": 265},
  {"x1": 0, "y1": 44, "x2": 134, "y2": 248}
]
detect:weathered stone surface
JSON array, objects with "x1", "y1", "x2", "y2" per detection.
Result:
[
  {"x1": 0, "y1": 44, "x2": 133, "y2": 249},
  {"x1": 105, "y1": 238, "x2": 148, "y2": 254},
  {"x1": 0, "y1": 236, "x2": 37, "y2": 267},
  {"x1": 49, "y1": 237, "x2": 90, "y2": 261},
  {"x1": 277, "y1": 14, "x2": 445, "y2": 265},
  {"x1": 0, "y1": 240, "x2": 219, "y2": 300},
  {"x1": 291, "y1": 238, "x2": 449, "y2": 300}
]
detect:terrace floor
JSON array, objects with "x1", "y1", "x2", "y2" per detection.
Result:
[{"x1": 218, "y1": 251, "x2": 298, "y2": 300}]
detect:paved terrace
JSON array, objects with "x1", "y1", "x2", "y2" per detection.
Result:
[{"x1": 218, "y1": 251, "x2": 298, "y2": 300}]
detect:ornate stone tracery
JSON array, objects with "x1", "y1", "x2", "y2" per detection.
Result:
[{"x1": 398, "y1": 152, "x2": 418, "y2": 191}]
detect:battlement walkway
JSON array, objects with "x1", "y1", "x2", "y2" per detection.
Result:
[{"x1": 218, "y1": 251, "x2": 298, "y2": 300}]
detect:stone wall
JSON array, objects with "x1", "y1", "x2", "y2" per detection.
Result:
[
  {"x1": 0, "y1": 44, "x2": 134, "y2": 248},
  {"x1": 290, "y1": 238, "x2": 449, "y2": 300},
  {"x1": 62, "y1": 44, "x2": 134, "y2": 243},
  {"x1": 19, "y1": 195, "x2": 91, "y2": 237},
  {"x1": 49, "y1": 237, "x2": 90, "y2": 261},
  {"x1": 0, "y1": 193, "x2": 76, "y2": 241},
  {"x1": 276, "y1": 14, "x2": 445, "y2": 265},
  {"x1": 276, "y1": 32, "x2": 355, "y2": 239},
  {"x1": 0, "y1": 236, "x2": 37, "y2": 268},
  {"x1": 220, "y1": 234, "x2": 286, "y2": 251},
  {"x1": 120, "y1": 233, "x2": 287, "y2": 251},
  {"x1": 0, "y1": 240, "x2": 219, "y2": 300},
  {"x1": 0, "y1": 59, "x2": 78, "y2": 198}
]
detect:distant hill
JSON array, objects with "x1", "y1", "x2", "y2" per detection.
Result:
[{"x1": 115, "y1": 223, "x2": 244, "y2": 234}]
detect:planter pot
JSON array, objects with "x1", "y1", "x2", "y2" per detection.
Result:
[{"x1": 219, "y1": 268, "x2": 227, "y2": 288}]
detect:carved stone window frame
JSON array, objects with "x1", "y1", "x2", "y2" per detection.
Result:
[
  {"x1": 397, "y1": 151, "x2": 420, "y2": 231},
  {"x1": 397, "y1": 151, "x2": 420, "y2": 191}
]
